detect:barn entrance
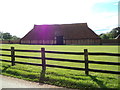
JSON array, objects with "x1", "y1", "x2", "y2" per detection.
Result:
[{"x1": 56, "y1": 36, "x2": 64, "y2": 45}]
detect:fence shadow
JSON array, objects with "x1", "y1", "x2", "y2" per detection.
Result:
[
  {"x1": 2, "y1": 65, "x2": 11, "y2": 72},
  {"x1": 89, "y1": 75, "x2": 107, "y2": 88},
  {"x1": 39, "y1": 69, "x2": 46, "y2": 83}
]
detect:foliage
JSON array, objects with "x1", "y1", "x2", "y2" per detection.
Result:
[
  {"x1": 0, "y1": 32, "x2": 20, "y2": 40},
  {"x1": 110, "y1": 27, "x2": 120, "y2": 38},
  {"x1": 0, "y1": 32, "x2": 3, "y2": 40},
  {"x1": 99, "y1": 27, "x2": 120, "y2": 39},
  {"x1": 0, "y1": 44, "x2": 119, "y2": 89},
  {"x1": 99, "y1": 33, "x2": 109, "y2": 39},
  {"x1": 2, "y1": 32, "x2": 12, "y2": 40},
  {"x1": 11, "y1": 35, "x2": 20, "y2": 40}
]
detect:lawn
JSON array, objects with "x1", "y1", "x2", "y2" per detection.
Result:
[{"x1": 0, "y1": 44, "x2": 119, "y2": 89}]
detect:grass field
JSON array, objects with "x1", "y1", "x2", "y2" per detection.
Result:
[{"x1": 0, "y1": 44, "x2": 120, "y2": 89}]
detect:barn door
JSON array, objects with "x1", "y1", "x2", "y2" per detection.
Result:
[{"x1": 56, "y1": 36, "x2": 64, "y2": 45}]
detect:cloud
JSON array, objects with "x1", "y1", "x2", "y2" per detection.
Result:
[
  {"x1": 0, "y1": 0, "x2": 118, "y2": 37},
  {"x1": 85, "y1": 0, "x2": 118, "y2": 34},
  {"x1": 87, "y1": 11, "x2": 117, "y2": 34}
]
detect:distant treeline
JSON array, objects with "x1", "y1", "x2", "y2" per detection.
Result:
[
  {"x1": 99, "y1": 27, "x2": 120, "y2": 39},
  {"x1": 0, "y1": 32, "x2": 20, "y2": 40}
]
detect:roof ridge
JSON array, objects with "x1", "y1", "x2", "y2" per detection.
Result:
[{"x1": 34, "y1": 23, "x2": 87, "y2": 26}]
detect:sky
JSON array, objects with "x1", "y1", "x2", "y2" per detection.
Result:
[{"x1": 0, "y1": 0, "x2": 119, "y2": 38}]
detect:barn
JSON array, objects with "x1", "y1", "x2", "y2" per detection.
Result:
[{"x1": 20, "y1": 23, "x2": 101, "y2": 45}]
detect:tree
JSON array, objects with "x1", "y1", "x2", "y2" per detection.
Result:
[
  {"x1": 0, "y1": 32, "x2": 3, "y2": 40},
  {"x1": 110, "y1": 27, "x2": 120, "y2": 38},
  {"x1": 3, "y1": 33, "x2": 12, "y2": 40},
  {"x1": 99, "y1": 27, "x2": 120, "y2": 39},
  {"x1": 0, "y1": 32, "x2": 20, "y2": 40},
  {"x1": 11, "y1": 35, "x2": 20, "y2": 40},
  {"x1": 100, "y1": 34, "x2": 109, "y2": 39}
]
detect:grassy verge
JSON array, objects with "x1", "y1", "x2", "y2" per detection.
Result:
[{"x1": 0, "y1": 44, "x2": 119, "y2": 89}]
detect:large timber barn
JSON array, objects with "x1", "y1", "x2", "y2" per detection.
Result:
[{"x1": 20, "y1": 23, "x2": 101, "y2": 45}]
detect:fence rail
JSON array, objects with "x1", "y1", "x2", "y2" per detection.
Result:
[
  {"x1": 0, "y1": 47, "x2": 120, "y2": 75},
  {"x1": 0, "y1": 48, "x2": 41, "y2": 52}
]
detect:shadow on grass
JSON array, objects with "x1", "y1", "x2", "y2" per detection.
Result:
[
  {"x1": 39, "y1": 69, "x2": 46, "y2": 83},
  {"x1": 88, "y1": 75, "x2": 107, "y2": 88},
  {"x1": 43, "y1": 76, "x2": 96, "y2": 89},
  {"x1": 46, "y1": 71, "x2": 88, "y2": 80},
  {"x1": 1, "y1": 65, "x2": 117, "y2": 89},
  {"x1": 2, "y1": 65, "x2": 39, "y2": 80},
  {"x1": 2, "y1": 65, "x2": 11, "y2": 72}
]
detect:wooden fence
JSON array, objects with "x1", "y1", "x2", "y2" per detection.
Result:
[{"x1": 0, "y1": 47, "x2": 120, "y2": 75}]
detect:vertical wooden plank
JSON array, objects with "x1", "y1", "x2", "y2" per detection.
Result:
[
  {"x1": 84, "y1": 49, "x2": 89, "y2": 75},
  {"x1": 11, "y1": 47, "x2": 15, "y2": 66},
  {"x1": 40, "y1": 48, "x2": 46, "y2": 83},
  {"x1": 41, "y1": 48, "x2": 46, "y2": 70},
  {"x1": 64, "y1": 39, "x2": 66, "y2": 45}
]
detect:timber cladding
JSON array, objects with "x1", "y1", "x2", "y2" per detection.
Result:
[
  {"x1": 0, "y1": 40, "x2": 20, "y2": 44},
  {"x1": 20, "y1": 23, "x2": 101, "y2": 45},
  {"x1": 101, "y1": 39, "x2": 119, "y2": 45}
]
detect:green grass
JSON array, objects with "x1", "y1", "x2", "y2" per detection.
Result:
[{"x1": 0, "y1": 44, "x2": 119, "y2": 89}]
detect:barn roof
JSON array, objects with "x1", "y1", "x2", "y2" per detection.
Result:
[{"x1": 21, "y1": 23, "x2": 100, "y2": 40}]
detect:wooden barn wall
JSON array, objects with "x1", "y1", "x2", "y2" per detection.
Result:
[
  {"x1": 20, "y1": 39, "x2": 101, "y2": 45},
  {"x1": 21, "y1": 40, "x2": 56, "y2": 45},
  {"x1": 0, "y1": 40, "x2": 9, "y2": 44},
  {"x1": 101, "y1": 39, "x2": 119, "y2": 45},
  {"x1": 1, "y1": 39, "x2": 119, "y2": 45},
  {"x1": 64, "y1": 39, "x2": 101, "y2": 45},
  {"x1": 0, "y1": 40, "x2": 20, "y2": 44}
]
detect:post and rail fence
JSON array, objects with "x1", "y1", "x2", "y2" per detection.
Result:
[{"x1": 0, "y1": 47, "x2": 120, "y2": 75}]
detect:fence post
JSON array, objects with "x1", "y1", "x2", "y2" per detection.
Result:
[
  {"x1": 84, "y1": 49, "x2": 89, "y2": 75},
  {"x1": 41, "y1": 48, "x2": 46, "y2": 70},
  {"x1": 11, "y1": 47, "x2": 15, "y2": 66}
]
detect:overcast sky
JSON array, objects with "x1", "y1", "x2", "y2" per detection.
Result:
[{"x1": 0, "y1": 0, "x2": 119, "y2": 38}]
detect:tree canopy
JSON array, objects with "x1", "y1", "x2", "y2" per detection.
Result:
[
  {"x1": 99, "y1": 27, "x2": 120, "y2": 39},
  {"x1": 0, "y1": 32, "x2": 20, "y2": 40}
]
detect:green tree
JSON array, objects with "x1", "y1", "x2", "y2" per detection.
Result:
[
  {"x1": 0, "y1": 32, "x2": 20, "y2": 40},
  {"x1": 0, "y1": 32, "x2": 3, "y2": 40},
  {"x1": 100, "y1": 34, "x2": 109, "y2": 39},
  {"x1": 3, "y1": 32, "x2": 12, "y2": 40},
  {"x1": 11, "y1": 35, "x2": 20, "y2": 40},
  {"x1": 110, "y1": 27, "x2": 120, "y2": 38},
  {"x1": 99, "y1": 27, "x2": 120, "y2": 39}
]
